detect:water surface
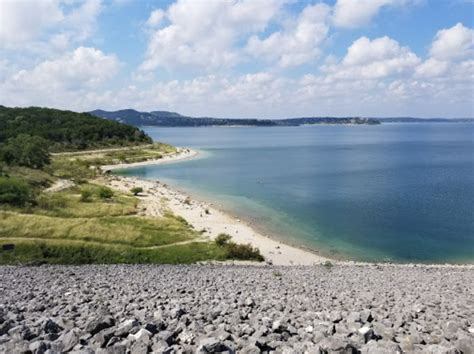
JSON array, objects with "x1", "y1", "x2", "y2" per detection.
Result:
[{"x1": 119, "y1": 124, "x2": 474, "y2": 263}]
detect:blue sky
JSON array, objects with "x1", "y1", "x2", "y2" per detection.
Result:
[{"x1": 0, "y1": 0, "x2": 473, "y2": 118}]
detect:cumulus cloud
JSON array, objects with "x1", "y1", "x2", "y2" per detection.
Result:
[
  {"x1": 246, "y1": 3, "x2": 330, "y2": 67},
  {"x1": 415, "y1": 23, "x2": 473, "y2": 79},
  {"x1": 323, "y1": 36, "x2": 420, "y2": 80},
  {"x1": 430, "y1": 23, "x2": 474, "y2": 61},
  {"x1": 1, "y1": 47, "x2": 119, "y2": 108},
  {"x1": 140, "y1": 0, "x2": 283, "y2": 72},
  {"x1": 0, "y1": 0, "x2": 63, "y2": 48},
  {"x1": 0, "y1": 0, "x2": 102, "y2": 50},
  {"x1": 415, "y1": 58, "x2": 448, "y2": 78},
  {"x1": 332, "y1": 0, "x2": 395, "y2": 28}
]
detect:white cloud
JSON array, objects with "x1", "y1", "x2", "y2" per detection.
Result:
[
  {"x1": 246, "y1": 3, "x2": 330, "y2": 67},
  {"x1": 146, "y1": 9, "x2": 165, "y2": 28},
  {"x1": 430, "y1": 23, "x2": 474, "y2": 61},
  {"x1": 140, "y1": 0, "x2": 283, "y2": 72},
  {"x1": 415, "y1": 58, "x2": 448, "y2": 78},
  {"x1": 323, "y1": 36, "x2": 420, "y2": 80},
  {"x1": 0, "y1": 0, "x2": 102, "y2": 50},
  {"x1": 0, "y1": 0, "x2": 63, "y2": 48},
  {"x1": 332, "y1": 0, "x2": 395, "y2": 28},
  {"x1": 1, "y1": 47, "x2": 119, "y2": 108}
]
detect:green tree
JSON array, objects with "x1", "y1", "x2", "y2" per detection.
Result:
[
  {"x1": 0, "y1": 177, "x2": 35, "y2": 206},
  {"x1": 0, "y1": 134, "x2": 50, "y2": 168},
  {"x1": 130, "y1": 187, "x2": 143, "y2": 196}
]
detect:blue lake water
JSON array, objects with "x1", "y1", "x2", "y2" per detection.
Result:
[{"x1": 118, "y1": 124, "x2": 474, "y2": 263}]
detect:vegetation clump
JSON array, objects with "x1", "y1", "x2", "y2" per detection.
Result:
[
  {"x1": 98, "y1": 186, "x2": 114, "y2": 200},
  {"x1": 80, "y1": 189, "x2": 93, "y2": 202},
  {"x1": 0, "y1": 134, "x2": 50, "y2": 169},
  {"x1": 36, "y1": 193, "x2": 67, "y2": 210},
  {"x1": 0, "y1": 177, "x2": 35, "y2": 206},
  {"x1": 215, "y1": 233, "x2": 264, "y2": 262},
  {"x1": 130, "y1": 187, "x2": 143, "y2": 196}
]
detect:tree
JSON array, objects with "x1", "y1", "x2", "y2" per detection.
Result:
[
  {"x1": 130, "y1": 187, "x2": 143, "y2": 196},
  {"x1": 0, "y1": 134, "x2": 50, "y2": 168},
  {"x1": 0, "y1": 177, "x2": 35, "y2": 206}
]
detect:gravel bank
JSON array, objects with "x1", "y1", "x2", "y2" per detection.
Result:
[{"x1": 0, "y1": 264, "x2": 473, "y2": 353}]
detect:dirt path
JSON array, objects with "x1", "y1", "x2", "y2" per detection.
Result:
[
  {"x1": 45, "y1": 179, "x2": 75, "y2": 192},
  {"x1": 51, "y1": 144, "x2": 154, "y2": 156}
]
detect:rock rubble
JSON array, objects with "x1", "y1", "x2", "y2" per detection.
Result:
[{"x1": 0, "y1": 264, "x2": 472, "y2": 353}]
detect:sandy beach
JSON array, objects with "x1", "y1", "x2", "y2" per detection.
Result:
[{"x1": 98, "y1": 148, "x2": 331, "y2": 266}]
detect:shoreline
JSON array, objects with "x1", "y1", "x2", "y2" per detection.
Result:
[
  {"x1": 100, "y1": 147, "x2": 199, "y2": 171},
  {"x1": 101, "y1": 148, "x2": 473, "y2": 267}
]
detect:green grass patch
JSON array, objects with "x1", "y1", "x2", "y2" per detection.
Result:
[
  {"x1": 0, "y1": 239, "x2": 227, "y2": 265},
  {"x1": 0, "y1": 212, "x2": 196, "y2": 247}
]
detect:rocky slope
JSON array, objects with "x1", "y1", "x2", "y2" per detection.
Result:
[{"x1": 0, "y1": 264, "x2": 473, "y2": 353}]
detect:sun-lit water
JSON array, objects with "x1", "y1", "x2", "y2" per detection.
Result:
[{"x1": 118, "y1": 124, "x2": 474, "y2": 263}]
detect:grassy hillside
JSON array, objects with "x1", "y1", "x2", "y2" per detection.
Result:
[
  {"x1": 0, "y1": 183, "x2": 258, "y2": 265},
  {"x1": 0, "y1": 106, "x2": 152, "y2": 151},
  {"x1": 0, "y1": 105, "x2": 263, "y2": 264}
]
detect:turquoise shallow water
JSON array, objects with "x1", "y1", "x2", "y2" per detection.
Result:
[{"x1": 118, "y1": 124, "x2": 474, "y2": 263}]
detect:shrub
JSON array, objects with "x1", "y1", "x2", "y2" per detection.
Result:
[
  {"x1": 214, "y1": 233, "x2": 264, "y2": 262},
  {"x1": 323, "y1": 260, "x2": 334, "y2": 269},
  {"x1": 0, "y1": 177, "x2": 35, "y2": 206},
  {"x1": 98, "y1": 186, "x2": 114, "y2": 200},
  {"x1": 36, "y1": 193, "x2": 67, "y2": 210},
  {"x1": 225, "y1": 242, "x2": 264, "y2": 262},
  {"x1": 80, "y1": 189, "x2": 93, "y2": 202},
  {"x1": 215, "y1": 233, "x2": 232, "y2": 247},
  {"x1": 204, "y1": 208, "x2": 210, "y2": 215},
  {"x1": 130, "y1": 187, "x2": 143, "y2": 196},
  {"x1": 184, "y1": 196, "x2": 192, "y2": 205}
]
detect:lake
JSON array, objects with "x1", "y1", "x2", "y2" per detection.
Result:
[{"x1": 118, "y1": 124, "x2": 474, "y2": 263}]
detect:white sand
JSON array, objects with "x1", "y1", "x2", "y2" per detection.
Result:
[
  {"x1": 100, "y1": 148, "x2": 198, "y2": 171},
  {"x1": 98, "y1": 148, "x2": 332, "y2": 266}
]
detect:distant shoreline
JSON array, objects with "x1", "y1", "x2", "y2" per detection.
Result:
[{"x1": 103, "y1": 148, "x2": 473, "y2": 267}]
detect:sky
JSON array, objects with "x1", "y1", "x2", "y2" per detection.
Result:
[{"x1": 0, "y1": 0, "x2": 473, "y2": 118}]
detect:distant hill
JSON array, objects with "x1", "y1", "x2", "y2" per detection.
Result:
[
  {"x1": 89, "y1": 109, "x2": 381, "y2": 127},
  {"x1": 377, "y1": 117, "x2": 474, "y2": 123},
  {"x1": 0, "y1": 106, "x2": 152, "y2": 151}
]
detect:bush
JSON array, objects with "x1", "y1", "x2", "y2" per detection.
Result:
[
  {"x1": 0, "y1": 177, "x2": 35, "y2": 206},
  {"x1": 215, "y1": 233, "x2": 232, "y2": 247},
  {"x1": 98, "y1": 186, "x2": 114, "y2": 200},
  {"x1": 80, "y1": 189, "x2": 93, "y2": 202},
  {"x1": 36, "y1": 193, "x2": 67, "y2": 210},
  {"x1": 130, "y1": 187, "x2": 143, "y2": 196},
  {"x1": 323, "y1": 260, "x2": 334, "y2": 269},
  {"x1": 225, "y1": 242, "x2": 264, "y2": 261},
  {"x1": 214, "y1": 233, "x2": 264, "y2": 262}
]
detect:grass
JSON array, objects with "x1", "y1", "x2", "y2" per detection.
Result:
[
  {"x1": 0, "y1": 184, "x2": 262, "y2": 265},
  {"x1": 0, "y1": 211, "x2": 197, "y2": 248},
  {"x1": 0, "y1": 145, "x2": 265, "y2": 265},
  {"x1": 0, "y1": 238, "x2": 227, "y2": 265}
]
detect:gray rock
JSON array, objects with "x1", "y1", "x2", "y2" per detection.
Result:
[
  {"x1": 86, "y1": 316, "x2": 115, "y2": 336},
  {"x1": 58, "y1": 329, "x2": 81, "y2": 352},
  {"x1": 115, "y1": 319, "x2": 140, "y2": 337},
  {"x1": 29, "y1": 340, "x2": 48, "y2": 354}
]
